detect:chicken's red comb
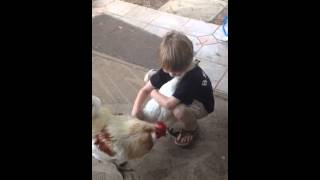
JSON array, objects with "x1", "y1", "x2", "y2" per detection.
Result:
[
  {"x1": 155, "y1": 121, "x2": 167, "y2": 138},
  {"x1": 155, "y1": 121, "x2": 166, "y2": 129}
]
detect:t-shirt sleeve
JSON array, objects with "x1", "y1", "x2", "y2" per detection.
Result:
[{"x1": 150, "y1": 69, "x2": 172, "y2": 89}]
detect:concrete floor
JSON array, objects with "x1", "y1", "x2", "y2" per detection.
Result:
[
  {"x1": 92, "y1": 14, "x2": 228, "y2": 97},
  {"x1": 92, "y1": 51, "x2": 228, "y2": 180},
  {"x1": 159, "y1": 0, "x2": 228, "y2": 22},
  {"x1": 92, "y1": 3, "x2": 228, "y2": 178}
]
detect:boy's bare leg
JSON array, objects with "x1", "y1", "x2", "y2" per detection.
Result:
[
  {"x1": 173, "y1": 104, "x2": 198, "y2": 131},
  {"x1": 172, "y1": 101, "x2": 208, "y2": 146}
]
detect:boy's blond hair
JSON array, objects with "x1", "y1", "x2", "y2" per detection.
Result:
[{"x1": 159, "y1": 31, "x2": 194, "y2": 72}]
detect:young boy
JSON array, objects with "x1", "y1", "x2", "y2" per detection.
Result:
[{"x1": 131, "y1": 31, "x2": 215, "y2": 147}]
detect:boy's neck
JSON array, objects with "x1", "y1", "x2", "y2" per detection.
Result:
[
  {"x1": 185, "y1": 61, "x2": 197, "y2": 72},
  {"x1": 178, "y1": 62, "x2": 196, "y2": 78}
]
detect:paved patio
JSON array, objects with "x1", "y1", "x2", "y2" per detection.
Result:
[
  {"x1": 92, "y1": 51, "x2": 228, "y2": 180},
  {"x1": 92, "y1": 1, "x2": 228, "y2": 179},
  {"x1": 93, "y1": 0, "x2": 228, "y2": 97}
]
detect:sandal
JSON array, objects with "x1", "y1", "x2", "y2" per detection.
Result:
[
  {"x1": 174, "y1": 127, "x2": 199, "y2": 147},
  {"x1": 167, "y1": 127, "x2": 180, "y2": 138}
]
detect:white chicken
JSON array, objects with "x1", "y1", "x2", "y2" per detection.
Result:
[
  {"x1": 92, "y1": 96, "x2": 167, "y2": 165},
  {"x1": 142, "y1": 75, "x2": 182, "y2": 125},
  {"x1": 142, "y1": 60, "x2": 200, "y2": 125}
]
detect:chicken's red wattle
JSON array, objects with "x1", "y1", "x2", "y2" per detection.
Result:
[{"x1": 155, "y1": 121, "x2": 167, "y2": 138}]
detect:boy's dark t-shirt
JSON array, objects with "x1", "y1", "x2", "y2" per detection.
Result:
[{"x1": 150, "y1": 65, "x2": 215, "y2": 113}]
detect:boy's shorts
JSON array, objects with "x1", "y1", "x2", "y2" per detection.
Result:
[{"x1": 185, "y1": 99, "x2": 208, "y2": 120}]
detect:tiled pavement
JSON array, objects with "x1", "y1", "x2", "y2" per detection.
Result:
[
  {"x1": 159, "y1": 0, "x2": 228, "y2": 22},
  {"x1": 93, "y1": 0, "x2": 228, "y2": 97}
]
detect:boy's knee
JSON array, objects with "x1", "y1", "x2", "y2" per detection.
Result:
[{"x1": 173, "y1": 104, "x2": 187, "y2": 120}]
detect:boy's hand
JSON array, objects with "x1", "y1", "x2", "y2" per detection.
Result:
[
  {"x1": 131, "y1": 110, "x2": 144, "y2": 120},
  {"x1": 150, "y1": 89, "x2": 180, "y2": 110},
  {"x1": 131, "y1": 110, "x2": 138, "y2": 117},
  {"x1": 131, "y1": 81, "x2": 155, "y2": 120},
  {"x1": 150, "y1": 89, "x2": 158, "y2": 98}
]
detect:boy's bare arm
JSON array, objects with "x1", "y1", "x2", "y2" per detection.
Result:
[
  {"x1": 150, "y1": 89, "x2": 180, "y2": 110},
  {"x1": 131, "y1": 81, "x2": 155, "y2": 117}
]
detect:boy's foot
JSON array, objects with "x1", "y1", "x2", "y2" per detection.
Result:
[{"x1": 174, "y1": 127, "x2": 198, "y2": 147}]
